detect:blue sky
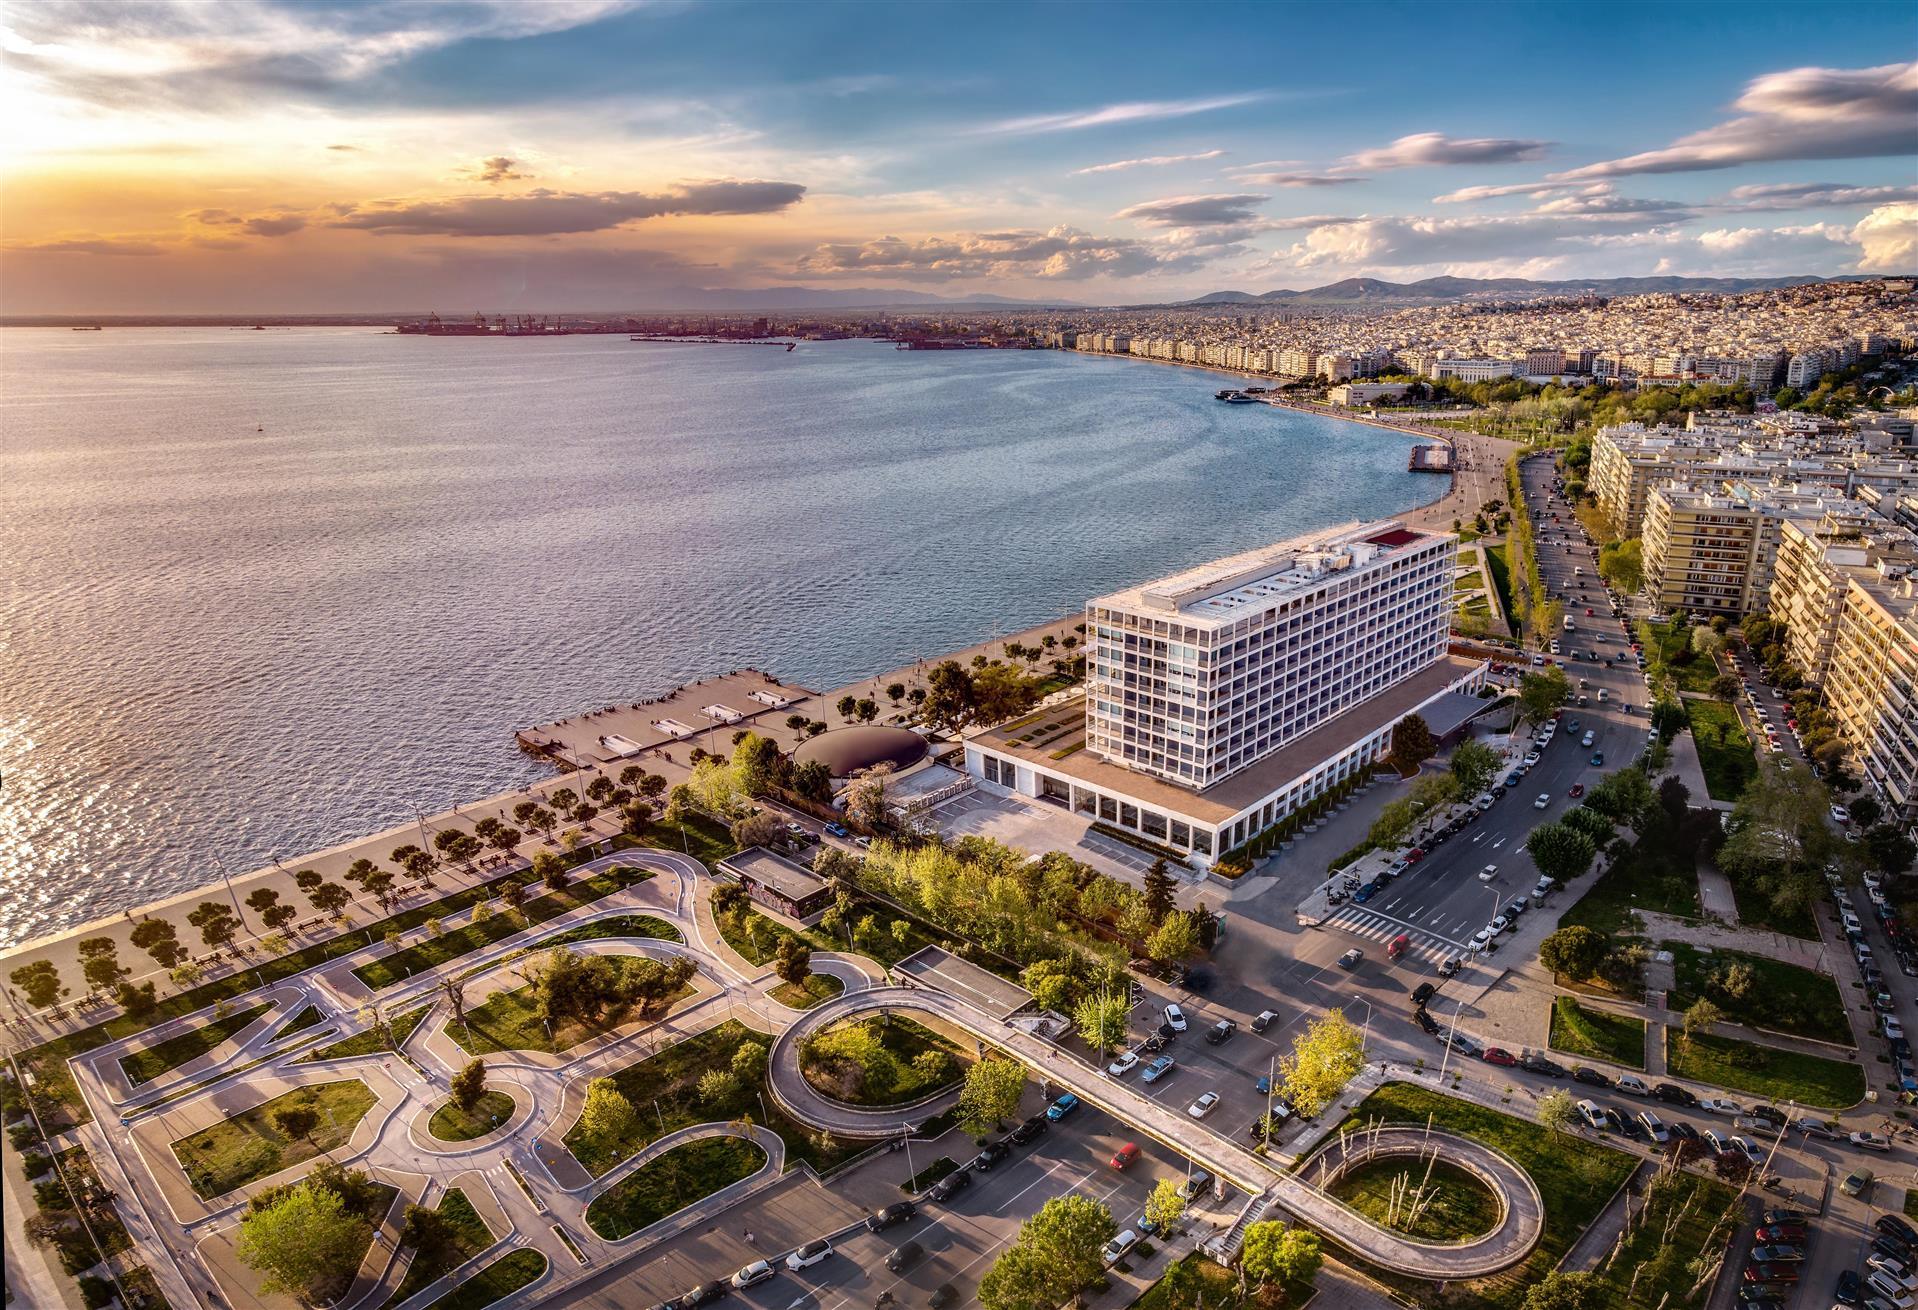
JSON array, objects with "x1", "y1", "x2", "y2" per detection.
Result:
[{"x1": 2, "y1": 0, "x2": 1913, "y2": 311}]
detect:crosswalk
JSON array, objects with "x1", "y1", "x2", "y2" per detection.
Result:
[{"x1": 1320, "y1": 905, "x2": 1470, "y2": 964}]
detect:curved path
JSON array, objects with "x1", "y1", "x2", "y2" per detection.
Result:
[
  {"x1": 767, "y1": 985, "x2": 1545, "y2": 1281},
  {"x1": 1301, "y1": 1127, "x2": 1543, "y2": 1259}
]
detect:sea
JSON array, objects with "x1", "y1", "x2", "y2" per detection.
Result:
[{"x1": 0, "y1": 328, "x2": 1441, "y2": 948}]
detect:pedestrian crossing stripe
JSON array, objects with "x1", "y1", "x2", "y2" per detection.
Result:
[{"x1": 1323, "y1": 906, "x2": 1469, "y2": 961}]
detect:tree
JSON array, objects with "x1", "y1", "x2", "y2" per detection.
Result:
[
  {"x1": 130, "y1": 918, "x2": 186, "y2": 969},
  {"x1": 1145, "y1": 912, "x2": 1199, "y2": 964},
  {"x1": 1868, "y1": 825, "x2": 1916, "y2": 876},
  {"x1": 1538, "y1": 926, "x2": 1606, "y2": 981},
  {"x1": 1140, "y1": 859, "x2": 1178, "y2": 925},
  {"x1": 1849, "y1": 796, "x2": 1883, "y2": 829},
  {"x1": 10, "y1": 961, "x2": 65, "y2": 1009},
  {"x1": 1450, "y1": 738, "x2": 1501, "y2": 795},
  {"x1": 1585, "y1": 766, "x2": 1654, "y2": 826},
  {"x1": 731, "y1": 733, "x2": 781, "y2": 797},
  {"x1": 1650, "y1": 698, "x2": 1688, "y2": 742},
  {"x1": 1559, "y1": 805, "x2": 1615, "y2": 847},
  {"x1": 77, "y1": 938, "x2": 128, "y2": 992},
  {"x1": 578, "y1": 1077, "x2": 637, "y2": 1147},
  {"x1": 116, "y1": 980, "x2": 159, "y2": 1019},
  {"x1": 531, "y1": 848, "x2": 567, "y2": 891},
  {"x1": 1681, "y1": 998, "x2": 1724, "y2": 1049},
  {"x1": 856, "y1": 698, "x2": 878, "y2": 723},
  {"x1": 1690, "y1": 624, "x2": 1724, "y2": 660},
  {"x1": 836, "y1": 694, "x2": 858, "y2": 722},
  {"x1": 1072, "y1": 993, "x2": 1127, "y2": 1056},
  {"x1": 187, "y1": 901, "x2": 240, "y2": 950},
  {"x1": 1143, "y1": 1176, "x2": 1186, "y2": 1235},
  {"x1": 1277, "y1": 1009, "x2": 1365, "y2": 1118},
  {"x1": 1387, "y1": 713, "x2": 1437, "y2": 774},
  {"x1": 310, "y1": 881, "x2": 352, "y2": 917},
  {"x1": 771, "y1": 936, "x2": 812, "y2": 988},
  {"x1": 450, "y1": 1059, "x2": 487, "y2": 1113},
  {"x1": 273, "y1": 1106, "x2": 320, "y2": 1143},
  {"x1": 977, "y1": 1195, "x2": 1115, "y2": 1310},
  {"x1": 1517, "y1": 667, "x2": 1570, "y2": 728},
  {"x1": 731, "y1": 811, "x2": 782, "y2": 850},
  {"x1": 1537, "y1": 1088, "x2": 1579, "y2": 1135},
  {"x1": 956, "y1": 1056, "x2": 1026, "y2": 1133},
  {"x1": 1521, "y1": 1270, "x2": 1600, "y2": 1310},
  {"x1": 1240, "y1": 1220, "x2": 1322, "y2": 1288},
  {"x1": 697, "y1": 1068, "x2": 738, "y2": 1102},
  {"x1": 846, "y1": 769, "x2": 889, "y2": 830},
  {"x1": 236, "y1": 1181, "x2": 373, "y2": 1303},
  {"x1": 791, "y1": 760, "x2": 834, "y2": 804},
  {"x1": 1710, "y1": 672, "x2": 1742, "y2": 703},
  {"x1": 1528, "y1": 823, "x2": 1598, "y2": 884}
]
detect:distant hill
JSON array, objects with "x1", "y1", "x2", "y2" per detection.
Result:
[{"x1": 1172, "y1": 273, "x2": 1871, "y2": 306}]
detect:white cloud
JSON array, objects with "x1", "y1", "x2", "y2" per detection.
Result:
[
  {"x1": 1344, "y1": 132, "x2": 1551, "y2": 170},
  {"x1": 974, "y1": 94, "x2": 1265, "y2": 136},
  {"x1": 1113, "y1": 193, "x2": 1268, "y2": 227},
  {"x1": 1234, "y1": 172, "x2": 1366, "y2": 188},
  {"x1": 1854, "y1": 202, "x2": 1918, "y2": 270},
  {"x1": 1725, "y1": 181, "x2": 1918, "y2": 210},
  {"x1": 1073, "y1": 150, "x2": 1225, "y2": 175},
  {"x1": 794, "y1": 226, "x2": 1211, "y2": 281}
]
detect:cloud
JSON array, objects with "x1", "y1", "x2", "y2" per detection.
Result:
[
  {"x1": 1854, "y1": 202, "x2": 1918, "y2": 270},
  {"x1": 474, "y1": 156, "x2": 531, "y2": 184},
  {"x1": 1113, "y1": 193, "x2": 1268, "y2": 227},
  {"x1": 1234, "y1": 172, "x2": 1366, "y2": 188},
  {"x1": 332, "y1": 179, "x2": 807, "y2": 236},
  {"x1": 1344, "y1": 132, "x2": 1551, "y2": 170},
  {"x1": 1533, "y1": 193, "x2": 1692, "y2": 217},
  {"x1": 1283, "y1": 209, "x2": 1684, "y2": 269},
  {"x1": 1725, "y1": 181, "x2": 1918, "y2": 210},
  {"x1": 1433, "y1": 180, "x2": 1581, "y2": 204},
  {"x1": 1073, "y1": 150, "x2": 1225, "y2": 175},
  {"x1": 242, "y1": 213, "x2": 307, "y2": 237},
  {"x1": 4, "y1": 236, "x2": 167, "y2": 255},
  {"x1": 975, "y1": 94, "x2": 1265, "y2": 136},
  {"x1": 1554, "y1": 61, "x2": 1918, "y2": 179},
  {"x1": 795, "y1": 225, "x2": 1207, "y2": 281}
]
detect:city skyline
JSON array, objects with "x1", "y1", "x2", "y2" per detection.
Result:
[{"x1": 2, "y1": 0, "x2": 1914, "y2": 313}]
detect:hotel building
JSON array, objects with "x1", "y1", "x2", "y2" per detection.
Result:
[{"x1": 964, "y1": 520, "x2": 1486, "y2": 867}]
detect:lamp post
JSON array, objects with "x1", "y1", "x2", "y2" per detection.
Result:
[{"x1": 208, "y1": 852, "x2": 247, "y2": 932}]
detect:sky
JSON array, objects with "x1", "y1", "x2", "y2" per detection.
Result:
[{"x1": 2, "y1": 0, "x2": 1915, "y2": 313}]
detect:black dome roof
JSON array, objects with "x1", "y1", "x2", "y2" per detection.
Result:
[{"x1": 793, "y1": 725, "x2": 928, "y2": 778}]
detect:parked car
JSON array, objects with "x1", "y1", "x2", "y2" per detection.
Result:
[
  {"x1": 1045, "y1": 1093, "x2": 1079, "y2": 1121},
  {"x1": 1163, "y1": 1004, "x2": 1187, "y2": 1032},
  {"x1": 1844, "y1": 1167, "x2": 1876, "y2": 1198},
  {"x1": 868, "y1": 1202, "x2": 916, "y2": 1232},
  {"x1": 1699, "y1": 1097, "x2": 1742, "y2": 1115},
  {"x1": 1482, "y1": 1047, "x2": 1516, "y2": 1067},
  {"x1": 1518, "y1": 1053, "x2": 1565, "y2": 1077},
  {"x1": 1181, "y1": 1169, "x2": 1214, "y2": 1201},
  {"x1": 1572, "y1": 1066, "x2": 1612, "y2": 1088},
  {"x1": 1654, "y1": 1082, "x2": 1697, "y2": 1106},
  {"x1": 1107, "y1": 1051, "x2": 1140, "y2": 1077},
  {"x1": 1101, "y1": 1230, "x2": 1139, "y2": 1267},
  {"x1": 971, "y1": 1141, "x2": 1011, "y2": 1172},
  {"x1": 1141, "y1": 1056, "x2": 1176, "y2": 1083},
  {"x1": 785, "y1": 1240, "x2": 833, "y2": 1272},
  {"x1": 1411, "y1": 982, "x2": 1437, "y2": 1006},
  {"x1": 1852, "y1": 1130, "x2": 1894, "y2": 1152},
  {"x1": 1009, "y1": 1115, "x2": 1048, "y2": 1145},
  {"x1": 1188, "y1": 1092, "x2": 1220, "y2": 1119},
  {"x1": 1749, "y1": 1244, "x2": 1804, "y2": 1264},
  {"x1": 731, "y1": 1262, "x2": 776, "y2": 1290},
  {"x1": 1205, "y1": 1019, "x2": 1237, "y2": 1045},
  {"x1": 1250, "y1": 1009, "x2": 1278, "y2": 1033},
  {"x1": 927, "y1": 1169, "x2": 971, "y2": 1202}
]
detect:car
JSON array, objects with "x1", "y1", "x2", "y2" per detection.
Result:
[
  {"x1": 1636, "y1": 1110, "x2": 1669, "y2": 1143},
  {"x1": 1669, "y1": 1120, "x2": 1699, "y2": 1143},
  {"x1": 1534, "y1": 792, "x2": 1551, "y2": 809},
  {"x1": 1414, "y1": 1008, "x2": 1441, "y2": 1035},
  {"x1": 1852, "y1": 1130, "x2": 1893, "y2": 1151},
  {"x1": 1572, "y1": 1066, "x2": 1612, "y2": 1088},
  {"x1": 784, "y1": 1239, "x2": 833, "y2": 1272},
  {"x1": 1482, "y1": 1047, "x2": 1516, "y2": 1067},
  {"x1": 1101, "y1": 1230, "x2": 1139, "y2": 1267},
  {"x1": 1352, "y1": 882, "x2": 1379, "y2": 904},
  {"x1": 731, "y1": 1262, "x2": 776, "y2": 1290},
  {"x1": 1045, "y1": 1093, "x2": 1079, "y2": 1121},
  {"x1": 1654, "y1": 1082, "x2": 1697, "y2": 1106},
  {"x1": 1867, "y1": 1271, "x2": 1917, "y2": 1307},
  {"x1": 928, "y1": 1285, "x2": 959, "y2": 1310},
  {"x1": 1446, "y1": 1031, "x2": 1482, "y2": 1057},
  {"x1": 1004, "y1": 1114, "x2": 1047, "y2": 1149},
  {"x1": 1251, "y1": 1009, "x2": 1277, "y2": 1033},
  {"x1": 1576, "y1": 1098, "x2": 1608, "y2": 1129},
  {"x1": 824, "y1": 822, "x2": 850, "y2": 838},
  {"x1": 1581, "y1": 730, "x2": 1596, "y2": 747},
  {"x1": 679, "y1": 1282, "x2": 730, "y2": 1308},
  {"x1": 868, "y1": 1201, "x2": 916, "y2": 1231},
  {"x1": 1489, "y1": 915, "x2": 1512, "y2": 936},
  {"x1": 971, "y1": 1141, "x2": 1011, "y2": 1172},
  {"x1": 1735, "y1": 1115, "x2": 1781, "y2": 1136},
  {"x1": 1533, "y1": 876, "x2": 1556, "y2": 898},
  {"x1": 885, "y1": 1241, "x2": 925, "y2": 1272},
  {"x1": 1699, "y1": 1097, "x2": 1742, "y2": 1115},
  {"x1": 1833, "y1": 804, "x2": 1853, "y2": 823},
  {"x1": 1110, "y1": 1142, "x2": 1141, "y2": 1169},
  {"x1": 1845, "y1": 1167, "x2": 1877, "y2": 1198},
  {"x1": 1479, "y1": 863, "x2": 1498, "y2": 881},
  {"x1": 1338, "y1": 948, "x2": 1363, "y2": 969},
  {"x1": 1438, "y1": 955, "x2": 1461, "y2": 977},
  {"x1": 928, "y1": 1168, "x2": 972, "y2": 1202},
  {"x1": 1142, "y1": 1056, "x2": 1176, "y2": 1083},
  {"x1": 1703, "y1": 1128, "x2": 1730, "y2": 1155},
  {"x1": 1107, "y1": 1051, "x2": 1140, "y2": 1077},
  {"x1": 1744, "y1": 1264, "x2": 1799, "y2": 1285},
  {"x1": 1728, "y1": 1134, "x2": 1764, "y2": 1164},
  {"x1": 1519, "y1": 1053, "x2": 1566, "y2": 1077},
  {"x1": 1205, "y1": 1019, "x2": 1238, "y2": 1045},
  {"x1": 1763, "y1": 1208, "x2": 1810, "y2": 1227},
  {"x1": 1888, "y1": 1017, "x2": 1907, "y2": 1040},
  {"x1": 1871, "y1": 1256, "x2": 1918, "y2": 1288},
  {"x1": 1470, "y1": 926, "x2": 1497, "y2": 950},
  {"x1": 1750, "y1": 1244, "x2": 1804, "y2": 1263},
  {"x1": 1883, "y1": 1217, "x2": 1918, "y2": 1245},
  {"x1": 1386, "y1": 934, "x2": 1410, "y2": 961},
  {"x1": 1504, "y1": 772, "x2": 1522, "y2": 788},
  {"x1": 1589, "y1": 752, "x2": 1604, "y2": 765},
  {"x1": 1838, "y1": 1271, "x2": 1864, "y2": 1305},
  {"x1": 1181, "y1": 1169, "x2": 1215, "y2": 1201},
  {"x1": 1568, "y1": 783, "x2": 1585, "y2": 798},
  {"x1": 1188, "y1": 1091, "x2": 1220, "y2": 1119},
  {"x1": 1524, "y1": 751, "x2": 1541, "y2": 767},
  {"x1": 1163, "y1": 1004, "x2": 1187, "y2": 1032}
]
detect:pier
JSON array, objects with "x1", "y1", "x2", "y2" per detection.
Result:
[{"x1": 1409, "y1": 443, "x2": 1454, "y2": 472}]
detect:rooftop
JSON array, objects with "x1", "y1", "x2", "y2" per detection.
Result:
[{"x1": 719, "y1": 846, "x2": 827, "y2": 901}]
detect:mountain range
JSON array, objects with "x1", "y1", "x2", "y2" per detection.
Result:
[{"x1": 1167, "y1": 274, "x2": 1874, "y2": 307}]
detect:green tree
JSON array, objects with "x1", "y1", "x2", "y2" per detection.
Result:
[
  {"x1": 1598, "y1": 538, "x2": 1643, "y2": 594},
  {"x1": 449, "y1": 1059, "x2": 487, "y2": 1113},
  {"x1": 772, "y1": 936, "x2": 812, "y2": 987},
  {"x1": 697, "y1": 1068, "x2": 739, "y2": 1102},
  {"x1": 273, "y1": 1106, "x2": 320, "y2": 1144},
  {"x1": 1277, "y1": 1009, "x2": 1365, "y2": 1118},
  {"x1": 9, "y1": 961, "x2": 64, "y2": 1009},
  {"x1": 731, "y1": 1040, "x2": 768, "y2": 1083},
  {"x1": 1518, "y1": 668, "x2": 1571, "y2": 728},
  {"x1": 1145, "y1": 912, "x2": 1199, "y2": 964},
  {"x1": 1681, "y1": 998, "x2": 1724, "y2": 1050},
  {"x1": 1365, "y1": 797, "x2": 1419, "y2": 849},
  {"x1": 578, "y1": 1077, "x2": 637, "y2": 1147},
  {"x1": 1585, "y1": 766, "x2": 1654, "y2": 827},
  {"x1": 531, "y1": 848, "x2": 567, "y2": 890},
  {"x1": 187, "y1": 900, "x2": 240, "y2": 950},
  {"x1": 1537, "y1": 1088, "x2": 1579, "y2": 1135},
  {"x1": 977, "y1": 1195, "x2": 1116, "y2": 1310},
  {"x1": 1450, "y1": 738, "x2": 1501, "y2": 795},
  {"x1": 1387, "y1": 713, "x2": 1438, "y2": 774},
  {"x1": 956, "y1": 1056, "x2": 1026, "y2": 1133},
  {"x1": 1072, "y1": 993, "x2": 1128, "y2": 1056},
  {"x1": 835, "y1": 694, "x2": 857, "y2": 722},
  {"x1": 1868, "y1": 826, "x2": 1916, "y2": 875},
  {"x1": 1140, "y1": 859, "x2": 1178, "y2": 925},
  {"x1": 77, "y1": 938, "x2": 128, "y2": 992},
  {"x1": 1650, "y1": 698, "x2": 1688, "y2": 742},
  {"x1": 130, "y1": 918, "x2": 186, "y2": 969},
  {"x1": 236, "y1": 1181, "x2": 373, "y2": 1303},
  {"x1": 1239, "y1": 1220, "x2": 1322, "y2": 1287},
  {"x1": 1528, "y1": 822, "x2": 1598, "y2": 884},
  {"x1": 1143, "y1": 1176, "x2": 1186, "y2": 1234},
  {"x1": 1538, "y1": 926, "x2": 1606, "y2": 980},
  {"x1": 1710, "y1": 672, "x2": 1742, "y2": 703},
  {"x1": 1521, "y1": 1270, "x2": 1601, "y2": 1310}
]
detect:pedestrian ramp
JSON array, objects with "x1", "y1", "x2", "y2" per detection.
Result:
[{"x1": 1319, "y1": 905, "x2": 1469, "y2": 964}]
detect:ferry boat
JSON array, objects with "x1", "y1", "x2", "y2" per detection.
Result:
[{"x1": 1215, "y1": 389, "x2": 1256, "y2": 404}]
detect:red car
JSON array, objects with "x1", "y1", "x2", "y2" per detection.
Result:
[
  {"x1": 1755, "y1": 1224, "x2": 1806, "y2": 1243},
  {"x1": 1405, "y1": 849, "x2": 1426, "y2": 864},
  {"x1": 1743, "y1": 1264, "x2": 1798, "y2": 1285},
  {"x1": 1110, "y1": 1143, "x2": 1140, "y2": 1170},
  {"x1": 1481, "y1": 1048, "x2": 1516, "y2": 1067},
  {"x1": 1568, "y1": 784, "x2": 1585, "y2": 798},
  {"x1": 1585, "y1": 608, "x2": 1594, "y2": 616},
  {"x1": 1387, "y1": 934, "x2": 1410, "y2": 961}
]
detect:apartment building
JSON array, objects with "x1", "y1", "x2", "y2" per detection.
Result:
[
  {"x1": 1770, "y1": 510, "x2": 1918, "y2": 683},
  {"x1": 1642, "y1": 482, "x2": 1857, "y2": 617},
  {"x1": 1825, "y1": 569, "x2": 1918, "y2": 822},
  {"x1": 965, "y1": 520, "x2": 1485, "y2": 866}
]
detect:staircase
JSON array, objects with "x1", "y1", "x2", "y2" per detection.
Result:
[{"x1": 1208, "y1": 1188, "x2": 1280, "y2": 1262}]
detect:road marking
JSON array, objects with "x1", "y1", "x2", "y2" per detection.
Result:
[{"x1": 994, "y1": 1160, "x2": 1066, "y2": 1214}]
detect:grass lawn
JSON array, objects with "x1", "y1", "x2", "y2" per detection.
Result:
[
  {"x1": 1586, "y1": 1171, "x2": 1740, "y2": 1308},
  {"x1": 352, "y1": 869, "x2": 648, "y2": 989},
  {"x1": 561, "y1": 1019, "x2": 862, "y2": 1178},
  {"x1": 419, "y1": 1248, "x2": 546, "y2": 1310},
  {"x1": 1484, "y1": 542, "x2": 1516, "y2": 625},
  {"x1": 277, "y1": 1005, "x2": 325, "y2": 1038},
  {"x1": 118, "y1": 1004, "x2": 271, "y2": 1087},
  {"x1": 445, "y1": 977, "x2": 693, "y2": 1057},
  {"x1": 616, "y1": 814, "x2": 737, "y2": 867},
  {"x1": 171, "y1": 1079, "x2": 379, "y2": 1199},
  {"x1": 1663, "y1": 943, "x2": 1849, "y2": 1045},
  {"x1": 427, "y1": 1090, "x2": 516, "y2": 1142},
  {"x1": 380, "y1": 1187, "x2": 493, "y2": 1310},
  {"x1": 799, "y1": 1015, "x2": 966, "y2": 1106},
  {"x1": 1556, "y1": 831, "x2": 1699, "y2": 943},
  {"x1": 1666, "y1": 1030, "x2": 1865, "y2": 1108},
  {"x1": 301, "y1": 1004, "x2": 432, "y2": 1062},
  {"x1": 1131, "y1": 1251, "x2": 1312, "y2": 1310},
  {"x1": 1725, "y1": 874, "x2": 1819, "y2": 941},
  {"x1": 1328, "y1": 1157, "x2": 1500, "y2": 1241},
  {"x1": 583, "y1": 1136, "x2": 766, "y2": 1240},
  {"x1": 1644, "y1": 621, "x2": 1720, "y2": 696},
  {"x1": 1325, "y1": 1083, "x2": 1635, "y2": 1310},
  {"x1": 1905, "y1": 1187, "x2": 1918, "y2": 1220},
  {"x1": 1548, "y1": 996, "x2": 1646, "y2": 1069},
  {"x1": 713, "y1": 890, "x2": 938, "y2": 969},
  {"x1": 770, "y1": 973, "x2": 844, "y2": 1009},
  {"x1": 543, "y1": 915, "x2": 679, "y2": 947},
  {"x1": 1683, "y1": 699, "x2": 1757, "y2": 802}
]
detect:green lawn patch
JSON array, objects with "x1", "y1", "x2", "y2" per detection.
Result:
[
  {"x1": 770, "y1": 973, "x2": 844, "y2": 1009},
  {"x1": 1666, "y1": 1030, "x2": 1865, "y2": 1108},
  {"x1": 1645, "y1": 621, "x2": 1720, "y2": 696},
  {"x1": 1548, "y1": 996, "x2": 1646, "y2": 1069},
  {"x1": 616, "y1": 814, "x2": 737, "y2": 867},
  {"x1": 1556, "y1": 824, "x2": 1699, "y2": 943},
  {"x1": 712, "y1": 889, "x2": 937, "y2": 968},
  {"x1": 1586, "y1": 1171, "x2": 1740, "y2": 1308},
  {"x1": 561, "y1": 1019, "x2": 861, "y2": 1178},
  {"x1": 276, "y1": 1005, "x2": 325, "y2": 1038},
  {"x1": 418, "y1": 1248, "x2": 546, "y2": 1310},
  {"x1": 583, "y1": 1136, "x2": 766, "y2": 1240},
  {"x1": 353, "y1": 869, "x2": 648, "y2": 989},
  {"x1": 1725, "y1": 874, "x2": 1819, "y2": 941},
  {"x1": 543, "y1": 915, "x2": 679, "y2": 947},
  {"x1": 445, "y1": 976, "x2": 693, "y2": 1057},
  {"x1": 1131, "y1": 1251, "x2": 1312, "y2": 1310},
  {"x1": 380, "y1": 1187, "x2": 494, "y2": 1310},
  {"x1": 1905, "y1": 1187, "x2": 1918, "y2": 1220},
  {"x1": 799, "y1": 1015, "x2": 966, "y2": 1106},
  {"x1": 428, "y1": 1091, "x2": 516, "y2": 1142},
  {"x1": 1484, "y1": 542, "x2": 1516, "y2": 626},
  {"x1": 118, "y1": 1004, "x2": 271, "y2": 1087},
  {"x1": 301, "y1": 1004, "x2": 432, "y2": 1062},
  {"x1": 1663, "y1": 943, "x2": 1849, "y2": 1045},
  {"x1": 1328, "y1": 1157, "x2": 1500, "y2": 1241},
  {"x1": 171, "y1": 1079, "x2": 379, "y2": 1199},
  {"x1": 1683, "y1": 699, "x2": 1757, "y2": 802},
  {"x1": 1325, "y1": 1083, "x2": 1635, "y2": 1310}
]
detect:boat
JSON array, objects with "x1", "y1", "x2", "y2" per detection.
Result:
[
  {"x1": 1216, "y1": 389, "x2": 1255, "y2": 404},
  {"x1": 71, "y1": 325, "x2": 102, "y2": 331}
]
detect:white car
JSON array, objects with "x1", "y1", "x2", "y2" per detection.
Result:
[
  {"x1": 1490, "y1": 915, "x2": 1512, "y2": 935},
  {"x1": 1163, "y1": 1004, "x2": 1187, "y2": 1032},
  {"x1": 1729, "y1": 1135, "x2": 1764, "y2": 1165},
  {"x1": 1576, "y1": 1098, "x2": 1607, "y2": 1129},
  {"x1": 1699, "y1": 1097, "x2": 1741, "y2": 1115},
  {"x1": 1534, "y1": 793, "x2": 1551, "y2": 810},
  {"x1": 1523, "y1": 751, "x2": 1541, "y2": 767},
  {"x1": 1107, "y1": 1051, "x2": 1140, "y2": 1077},
  {"x1": 1581, "y1": 731, "x2": 1596, "y2": 747},
  {"x1": 1471, "y1": 926, "x2": 1497, "y2": 950},
  {"x1": 785, "y1": 1240, "x2": 833, "y2": 1271},
  {"x1": 1101, "y1": 1230, "x2": 1139, "y2": 1267},
  {"x1": 1886, "y1": 1018, "x2": 1906, "y2": 1041},
  {"x1": 1478, "y1": 863, "x2": 1498, "y2": 882},
  {"x1": 1851, "y1": 1130, "x2": 1893, "y2": 1152},
  {"x1": 1831, "y1": 803, "x2": 1852, "y2": 824},
  {"x1": 732, "y1": 1261, "x2": 776, "y2": 1289},
  {"x1": 1187, "y1": 1092, "x2": 1220, "y2": 1119}
]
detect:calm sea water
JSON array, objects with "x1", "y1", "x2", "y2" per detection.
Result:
[{"x1": 0, "y1": 328, "x2": 1438, "y2": 947}]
